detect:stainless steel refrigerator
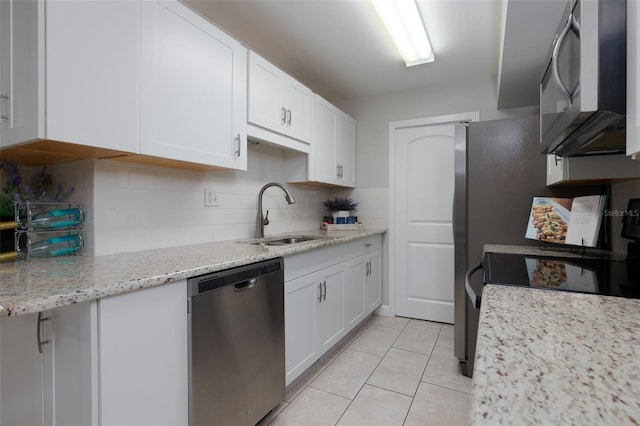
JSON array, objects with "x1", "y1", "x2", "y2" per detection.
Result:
[{"x1": 452, "y1": 115, "x2": 603, "y2": 377}]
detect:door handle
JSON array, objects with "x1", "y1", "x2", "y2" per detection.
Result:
[
  {"x1": 234, "y1": 278, "x2": 257, "y2": 292},
  {"x1": 465, "y1": 263, "x2": 484, "y2": 310},
  {"x1": 286, "y1": 109, "x2": 292, "y2": 126},
  {"x1": 318, "y1": 282, "x2": 323, "y2": 302},
  {"x1": 281, "y1": 107, "x2": 287, "y2": 125},
  {"x1": 552, "y1": 12, "x2": 580, "y2": 101},
  {"x1": 322, "y1": 281, "x2": 327, "y2": 301}
]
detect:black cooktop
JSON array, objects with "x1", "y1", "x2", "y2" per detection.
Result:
[{"x1": 484, "y1": 252, "x2": 640, "y2": 299}]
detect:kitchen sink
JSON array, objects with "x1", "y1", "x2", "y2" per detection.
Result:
[
  {"x1": 241, "y1": 235, "x2": 329, "y2": 246},
  {"x1": 263, "y1": 236, "x2": 318, "y2": 246}
]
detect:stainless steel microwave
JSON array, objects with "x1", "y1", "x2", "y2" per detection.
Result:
[{"x1": 540, "y1": 0, "x2": 626, "y2": 157}]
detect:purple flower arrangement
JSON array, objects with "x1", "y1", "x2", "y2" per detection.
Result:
[{"x1": 0, "y1": 160, "x2": 75, "y2": 217}]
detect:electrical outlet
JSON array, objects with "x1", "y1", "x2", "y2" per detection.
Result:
[{"x1": 204, "y1": 188, "x2": 220, "y2": 207}]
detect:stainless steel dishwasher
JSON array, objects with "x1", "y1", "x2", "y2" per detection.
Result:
[{"x1": 187, "y1": 258, "x2": 284, "y2": 426}]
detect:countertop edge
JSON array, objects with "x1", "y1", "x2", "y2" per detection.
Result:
[{"x1": 0, "y1": 229, "x2": 386, "y2": 317}]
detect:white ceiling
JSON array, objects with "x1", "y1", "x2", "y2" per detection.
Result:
[{"x1": 185, "y1": 0, "x2": 568, "y2": 107}]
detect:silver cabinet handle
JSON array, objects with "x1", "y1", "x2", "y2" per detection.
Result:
[
  {"x1": 0, "y1": 90, "x2": 8, "y2": 125},
  {"x1": 318, "y1": 282, "x2": 323, "y2": 302},
  {"x1": 286, "y1": 109, "x2": 292, "y2": 126},
  {"x1": 552, "y1": 12, "x2": 580, "y2": 101},
  {"x1": 281, "y1": 107, "x2": 287, "y2": 125},
  {"x1": 336, "y1": 164, "x2": 340, "y2": 179},
  {"x1": 234, "y1": 134, "x2": 241, "y2": 157},
  {"x1": 554, "y1": 155, "x2": 563, "y2": 166},
  {"x1": 37, "y1": 312, "x2": 50, "y2": 354},
  {"x1": 365, "y1": 243, "x2": 372, "y2": 247},
  {"x1": 321, "y1": 280, "x2": 327, "y2": 301},
  {"x1": 339, "y1": 164, "x2": 344, "y2": 179}
]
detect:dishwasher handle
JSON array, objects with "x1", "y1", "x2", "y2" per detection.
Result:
[
  {"x1": 465, "y1": 262, "x2": 483, "y2": 310},
  {"x1": 234, "y1": 278, "x2": 257, "y2": 292}
]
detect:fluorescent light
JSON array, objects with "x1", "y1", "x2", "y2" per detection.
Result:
[{"x1": 372, "y1": 0, "x2": 434, "y2": 67}]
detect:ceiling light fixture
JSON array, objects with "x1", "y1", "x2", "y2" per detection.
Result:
[{"x1": 372, "y1": 0, "x2": 434, "y2": 67}]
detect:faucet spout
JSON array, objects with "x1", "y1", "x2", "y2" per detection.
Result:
[{"x1": 256, "y1": 182, "x2": 296, "y2": 238}]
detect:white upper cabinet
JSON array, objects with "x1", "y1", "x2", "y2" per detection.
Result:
[
  {"x1": 1, "y1": 0, "x2": 247, "y2": 171},
  {"x1": 141, "y1": 0, "x2": 247, "y2": 170},
  {"x1": 628, "y1": 0, "x2": 640, "y2": 158},
  {"x1": 546, "y1": 153, "x2": 640, "y2": 186},
  {"x1": 248, "y1": 51, "x2": 313, "y2": 152},
  {"x1": 299, "y1": 94, "x2": 356, "y2": 188},
  {"x1": 0, "y1": 0, "x2": 139, "y2": 153}
]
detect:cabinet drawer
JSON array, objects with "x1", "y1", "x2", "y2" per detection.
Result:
[{"x1": 284, "y1": 235, "x2": 381, "y2": 282}]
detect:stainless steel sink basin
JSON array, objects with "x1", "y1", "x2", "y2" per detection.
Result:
[
  {"x1": 240, "y1": 235, "x2": 328, "y2": 246},
  {"x1": 263, "y1": 236, "x2": 317, "y2": 246}
]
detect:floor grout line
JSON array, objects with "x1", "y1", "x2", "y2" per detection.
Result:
[{"x1": 270, "y1": 315, "x2": 470, "y2": 426}]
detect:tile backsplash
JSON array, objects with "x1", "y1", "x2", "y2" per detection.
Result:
[{"x1": 47, "y1": 144, "x2": 387, "y2": 256}]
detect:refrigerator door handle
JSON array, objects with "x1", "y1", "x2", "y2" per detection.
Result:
[{"x1": 465, "y1": 262, "x2": 483, "y2": 310}]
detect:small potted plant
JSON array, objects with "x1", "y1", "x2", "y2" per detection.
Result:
[{"x1": 323, "y1": 197, "x2": 358, "y2": 224}]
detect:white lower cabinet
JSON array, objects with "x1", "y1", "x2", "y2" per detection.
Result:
[
  {"x1": 0, "y1": 301, "x2": 98, "y2": 426},
  {"x1": 0, "y1": 280, "x2": 187, "y2": 426},
  {"x1": 284, "y1": 235, "x2": 382, "y2": 386},
  {"x1": 98, "y1": 280, "x2": 188, "y2": 426}
]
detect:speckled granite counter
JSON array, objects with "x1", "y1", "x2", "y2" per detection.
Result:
[
  {"x1": 0, "y1": 229, "x2": 385, "y2": 316},
  {"x1": 471, "y1": 284, "x2": 640, "y2": 425}
]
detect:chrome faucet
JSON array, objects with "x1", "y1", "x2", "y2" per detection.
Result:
[{"x1": 256, "y1": 182, "x2": 296, "y2": 238}]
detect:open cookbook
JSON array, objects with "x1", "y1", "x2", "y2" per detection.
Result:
[{"x1": 525, "y1": 195, "x2": 607, "y2": 247}]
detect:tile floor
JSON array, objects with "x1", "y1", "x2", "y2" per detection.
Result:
[{"x1": 260, "y1": 315, "x2": 472, "y2": 426}]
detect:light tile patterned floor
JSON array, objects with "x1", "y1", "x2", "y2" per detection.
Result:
[{"x1": 260, "y1": 315, "x2": 472, "y2": 426}]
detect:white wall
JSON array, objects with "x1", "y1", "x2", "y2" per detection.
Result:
[{"x1": 335, "y1": 75, "x2": 537, "y2": 189}]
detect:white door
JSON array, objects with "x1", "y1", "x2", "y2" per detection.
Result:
[{"x1": 393, "y1": 120, "x2": 458, "y2": 323}]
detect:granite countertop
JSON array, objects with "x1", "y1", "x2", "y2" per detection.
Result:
[
  {"x1": 0, "y1": 229, "x2": 385, "y2": 317},
  {"x1": 471, "y1": 284, "x2": 640, "y2": 425}
]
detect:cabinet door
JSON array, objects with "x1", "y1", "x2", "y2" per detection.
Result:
[
  {"x1": 99, "y1": 280, "x2": 188, "y2": 426},
  {"x1": 313, "y1": 95, "x2": 338, "y2": 185},
  {"x1": 285, "y1": 273, "x2": 320, "y2": 386},
  {"x1": 141, "y1": 0, "x2": 247, "y2": 170},
  {"x1": 0, "y1": 312, "x2": 44, "y2": 426},
  {"x1": 0, "y1": 0, "x2": 42, "y2": 148},
  {"x1": 344, "y1": 256, "x2": 366, "y2": 328},
  {"x1": 45, "y1": 0, "x2": 139, "y2": 152},
  {"x1": 546, "y1": 154, "x2": 565, "y2": 186},
  {"x1": 316, "y1": 264, "x2": 346, "y2": 353},
  {"x1": 336, "y1": 110, "x2": 356, "y2": 187},
  {"x1": 365, "y1": 251, "x2": 382, "y2": 313},
  {"x1": 50, "y1": 302, "x2": 98, "y2": 426},
  {"x1": 284, "y1": 77, "x2": 313, "y2": 143},
  {"x1": 248, "y1": 52, "x2": 286, "y2": 134},
  {"x1": 628, "y1": 0, "x2": 640, "y2": 157}
]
